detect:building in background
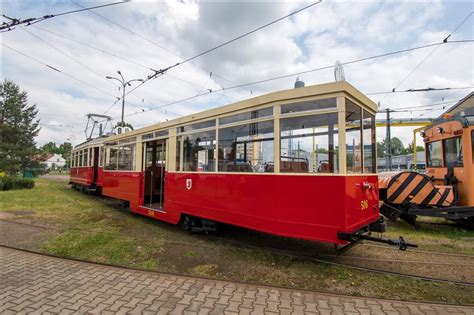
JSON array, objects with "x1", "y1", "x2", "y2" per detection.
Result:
[
  {"x1": 45, "y1": 153, "x2": 66, "y2": 170},
  {"x1": 377, "y1": 151, "x2": 426, "y2": 172},
  {"x1": 440, "y1": 92, "x2": 474, "y2": 117}
]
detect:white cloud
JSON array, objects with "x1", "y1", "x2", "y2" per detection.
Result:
[{"x1": 1, "y1": 0, "x2": 473, "y2": 148}]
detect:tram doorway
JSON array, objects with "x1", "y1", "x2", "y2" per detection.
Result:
[
  {"x1": 92, "y1": 147, "x2": 99, "y2": 184},
  {"x1": 143, "y1": 140, "x2": 167, "y2": 210}
]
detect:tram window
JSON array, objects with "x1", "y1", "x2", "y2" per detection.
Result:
[
  {"x1": 117, "y1": 144, "x2": 136, "y2": 170},
  {"x1": 281, "y1": 98, "x2": 336, "y2": 115},
  {"x1": 78, "y1": 151, "x2": 83, "y2": 167},
  {"x1": 362, "y1": 110, "x2": 376, "y2": 173},
  {"x1": 218, "y1": 121, "x2": 274, "y2": 173},
  {"x1": 142, "y1": 133, "x2": 154, "y2": 140},
  {"x1": 176, "y1": 138, "x2": 181, "y2": 171},
  {"x1": 280, "y1": 113, "x2": 339, "y2": 173},
  {"x1": 155, "y1": 130, "x2": 168, "y2": 138},
  {"x1": 181, "y1": 130, "x2": 216, "y2": 172},
  {"x1": 104, "y1": 148, "x2": 117, "y2": 170},
  {"x1": 219, "y1": 108, "x2": 273, "y2": 125},
  {"x1": 346, "y1": 101, "x2": 362, "y2": 173},
  {"x1": 472, "y1": 131, "x2": 474, "y2": 163},
  {"x1": 179, "y1": 120, "x2": 216, "y2": 133},
  {"x1": 427, "y1": 141, "x2": 442, "y2": 167},
  {"x1": 84, "y1": 150, "x2": 89, "y2": 167},
  {"x1": 75, "y1": 153, "x2": 78, "y2": 168},
  {"x1": 443, "y1": 137, "x2": 463, "y2": 167}
]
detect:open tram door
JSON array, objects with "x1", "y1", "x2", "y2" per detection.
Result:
[{"x1": 142, "y1": 139, "x2": 168, "y2": 210}]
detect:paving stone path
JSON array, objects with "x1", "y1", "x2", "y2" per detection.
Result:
[{"x1": 0, "y1": 246, "x2": 472, "y2": 314}]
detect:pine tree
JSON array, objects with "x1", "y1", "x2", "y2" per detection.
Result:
[{"x1": 0, "y1": 79, "x2": 41, "y2": 175}]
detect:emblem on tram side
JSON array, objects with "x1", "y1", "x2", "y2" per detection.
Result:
[{"x1": 186, "y1": 179, "x2": 192, "y2": 190}]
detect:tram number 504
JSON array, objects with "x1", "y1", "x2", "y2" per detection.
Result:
[{"x1": 360, "y1": 200, "x2": 369, "y2": 210}]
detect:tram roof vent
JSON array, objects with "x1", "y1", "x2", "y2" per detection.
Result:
[{"x1": 294, "y1": 76, "x2": 305, "y2": 88}]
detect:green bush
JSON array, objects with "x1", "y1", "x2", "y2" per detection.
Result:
[{"x1": 0, "y1": 177, "x2": 35, "y2": 191}]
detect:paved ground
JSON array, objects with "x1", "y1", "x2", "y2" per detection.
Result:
[{"x1": 0, "y1": 247, "x2": 472, "y2": 314}]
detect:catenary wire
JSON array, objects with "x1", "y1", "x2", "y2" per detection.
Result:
[
  {"x1": 2, "y1": 42, "x2": 117, "y2": 99},
  {"x1": 378, "y1": 11, "x2": 474, "y2": 103},
  {"x1": 70, "y1": 0, "x2": 255, "y2": 96},
  {"x1": 79, "y1": 0, "x2": 323, "y2": 97},
  {"x1": 20, "y1": 26, "x2": 120, "y2": 90},
  {"x1": 113, "y1": 40, "x2": 474, "y2": 120},
  {"x1": 1, "y1": 1, "x2": 129, "y2": 31}
]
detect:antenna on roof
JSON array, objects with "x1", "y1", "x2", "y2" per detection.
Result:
[{"x1": 334, "y1": 61, "x2": 345, "y2": 82}]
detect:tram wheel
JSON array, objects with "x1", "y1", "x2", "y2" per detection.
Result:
[{"x1": 181, "y1": 215, "x2": 192, "y2": 231}]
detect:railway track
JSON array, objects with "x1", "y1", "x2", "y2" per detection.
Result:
[{"x1": 1, "y1": 215, "x2": 473, "y2": 287}]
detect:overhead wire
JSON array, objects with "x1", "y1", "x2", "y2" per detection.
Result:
[
  {"x1": 30, "y1": 24, "x2": 236, "y2": 102},
  {"x1": 1, "y1": 42, "x2": 117, "y2": 99},
  {"x1": 379, "y1": 99, "x2": 461, "y2": 112},
  {"x1": 20, "y1": 26, "x2": 121, "y2": 91},
  {"x1": 73, "y1": 0, "x2": 323, "y2": 97},
  {"x1": 1, "y1": 1, "x2": 129, "y2": 31},
  {"x1": 377, "y1": 11, "x2": 474, "y2": 103},
  {"x1": 109, "y1": 39, "x2": 474, "y2": 121},
  {"x1": 70, "y1": 0, "x2": 255, "y2": 97}
]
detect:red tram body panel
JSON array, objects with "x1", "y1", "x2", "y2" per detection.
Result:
[{"x1": 71, "y1": 82, "x2": 385, "y2": 245}]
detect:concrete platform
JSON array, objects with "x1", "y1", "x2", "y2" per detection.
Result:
[{"x1": 0, "y1": 246, "x2": 472, "y2": 314}]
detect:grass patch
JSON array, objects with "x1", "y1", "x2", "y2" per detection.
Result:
[{"x1": 1, "y1": 178, "x2": 473, "y2": 305}]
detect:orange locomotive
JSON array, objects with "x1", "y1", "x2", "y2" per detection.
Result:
[{"x1": 379, "y1": 113, "x2": 474, "y2": 227}]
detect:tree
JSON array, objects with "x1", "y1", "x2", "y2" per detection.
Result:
[
  {"x1": 390, "y1": 137, "x2": 405, "y2": 156},
  {"x1": 377, "y1": 141, "x2": 386, "y2": 158},
  {"x1": 0, "y1": 79, "x2": 40, "y2": 175},
  {"x1": 377, "y1": 137, "x2": 408, "y2": 158},
  {"x1": 405, "y1": 140, "x2": 425, "y2": 154}
]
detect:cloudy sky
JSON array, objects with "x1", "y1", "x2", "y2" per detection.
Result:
[{"x1": 1, "y1": 0, "x2": 473, "y2": 147}]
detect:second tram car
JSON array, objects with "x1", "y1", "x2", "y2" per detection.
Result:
[
  {"x1": 70, "y1": 137, "x2": 104, "y2": 193},
  {"x1": 71, "y1": 82, "x2": 393, "y2": 246}
]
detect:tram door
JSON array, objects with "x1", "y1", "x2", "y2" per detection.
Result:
[
  {"x1": 92, "y1": 147, "x2": 99, "y2": 183},
  {"x1": 143, "y1": 140, "x2": 167, "y2": 209}
]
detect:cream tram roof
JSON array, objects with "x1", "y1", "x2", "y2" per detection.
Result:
[{"x1": 105, "y1": 81, "x2": 377, "y2": 143}]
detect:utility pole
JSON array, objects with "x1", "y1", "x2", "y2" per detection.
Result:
[
  {"x1": 106, "y1": 71, "x2": 143, "y2": 126},
  {"x1": 386, "y1": 108, "x2": 392, "y2": 171}
]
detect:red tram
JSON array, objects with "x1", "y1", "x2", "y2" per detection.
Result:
[
  {"x1": 69, "y1": 137, "x2": 104, "y2": 194},
  {"x1": 70, "y1": 82, "x2": 397, "y2": 247}
]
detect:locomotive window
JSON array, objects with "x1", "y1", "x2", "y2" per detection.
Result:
[
  {"x1": 443, "y1": 137, "x2": 463, "y2": 167},
  {"x1": 346, "y1": 101, "x2": 362, "y2": 173},
  {"x1": 219, "y1": 108, "x2": 273, "y2": 125},
  {"x1": 427, "y1": 141, "x2": 442, "y2": 167},
  {"x1": 179, "y1": 120, "x2": 216, "y2": 133},
  {"x1": 281, "y1": 98, "x2": 336, "y2": 115},
  {"x1": 280, "y1": 113, "x2": 339, "y2": 173},
  {"x1": 362, "y1": 110, "x2": 376, "y2": 173},
  {"x1": 218, "y1": 121, "x2": 274, "y2": 173},
  {"x1": 180, "y1": 130, "x2": 216, "y2": 172}
]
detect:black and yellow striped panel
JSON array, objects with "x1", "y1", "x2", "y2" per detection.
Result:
[{"x1": 385, "y1": 172, "x2": 453, "y2": 207}]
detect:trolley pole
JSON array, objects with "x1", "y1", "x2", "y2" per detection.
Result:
[
  {"x1": 386, "y1": 108, "x2": 392, "y2": 171},
  {"x1": 106, "y1": 71, "x2": 143, "y2": 126}
]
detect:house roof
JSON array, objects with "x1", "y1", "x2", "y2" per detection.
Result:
[{"x1": 439, "y1": 91, "x2": 474, "y2": 118}]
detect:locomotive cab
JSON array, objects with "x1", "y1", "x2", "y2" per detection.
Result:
[{"x1": 424, "y1": 114, "x2": 474, "y2": 220}]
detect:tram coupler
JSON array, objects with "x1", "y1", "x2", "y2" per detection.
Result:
[
  {"x1": 338, "y1": 217, "x2": 417, "y2": 251},
  {"x1": 359, "y1": 235, "x2": 418, "y2": 251}
]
